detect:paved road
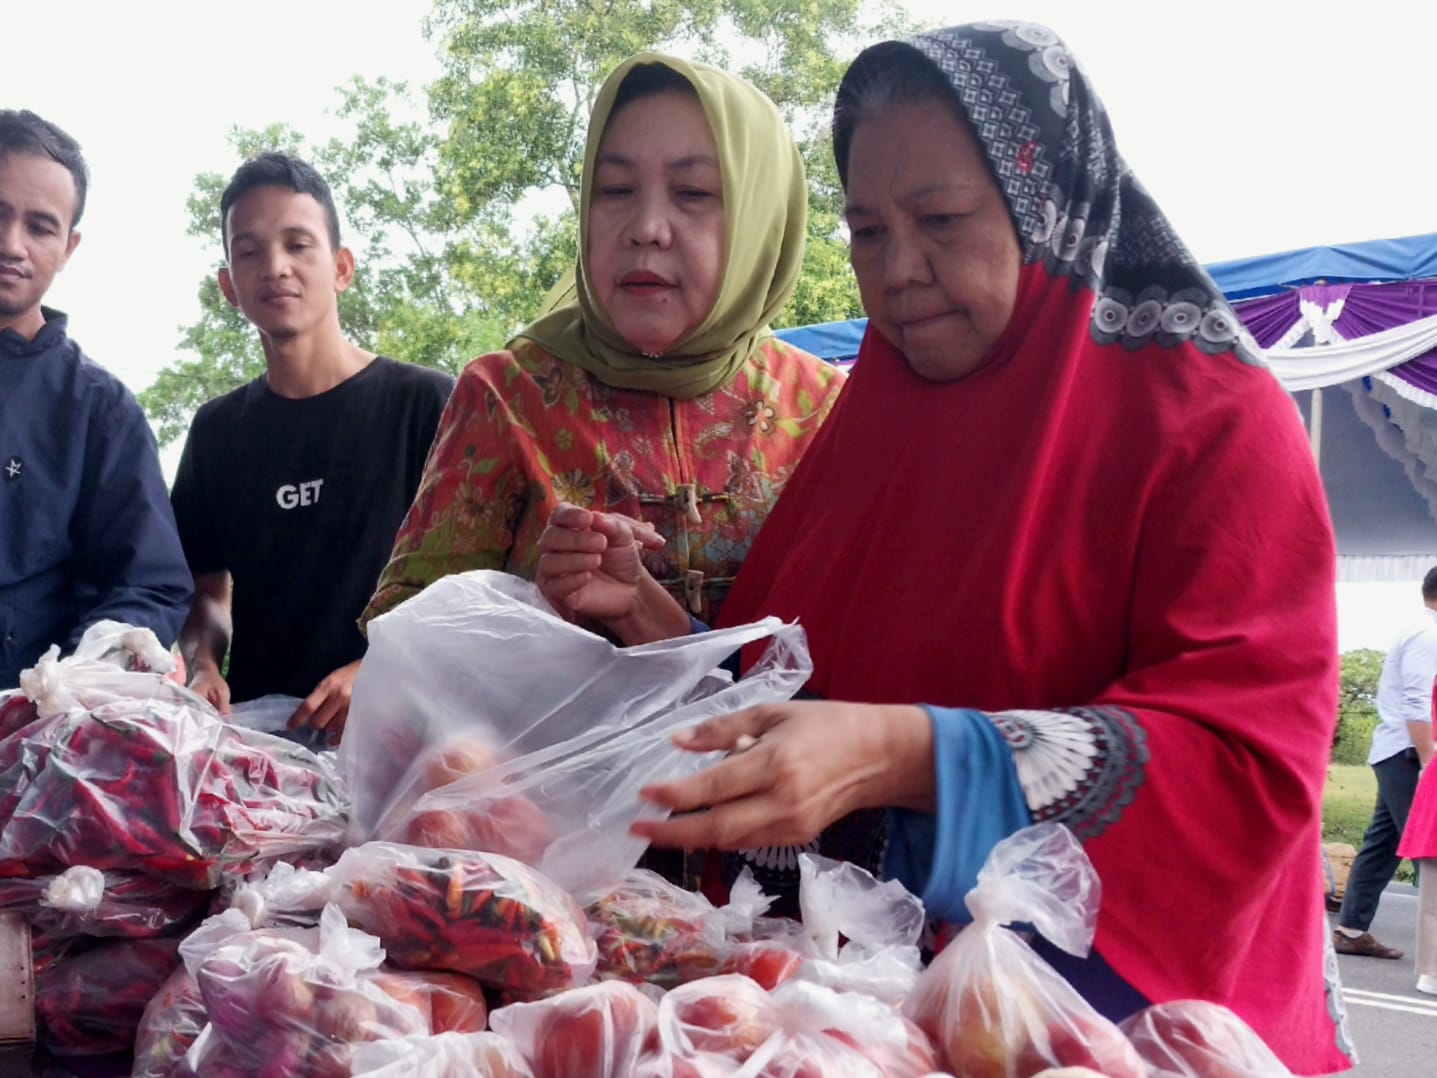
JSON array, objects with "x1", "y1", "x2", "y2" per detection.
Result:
[{"x1": 1331, "y1": 883, "x2": 1437, "y2": 1076}]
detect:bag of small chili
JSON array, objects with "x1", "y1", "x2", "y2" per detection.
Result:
[{"x1": 329, "y1": 842, "x2": 596, "y2": 998}]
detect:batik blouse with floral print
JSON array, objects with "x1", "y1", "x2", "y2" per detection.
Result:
[{"x1": 361, "y1": 336, "x2": 845, "y2": 629}]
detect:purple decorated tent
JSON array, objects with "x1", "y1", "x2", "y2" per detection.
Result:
[{"x1": 1221, "y1": 237, "x2": 1437, "y2": 581}]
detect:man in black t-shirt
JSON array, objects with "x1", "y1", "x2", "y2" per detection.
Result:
[{"x1": 170, "y1": 153, "x2": 453, "y2": 742}]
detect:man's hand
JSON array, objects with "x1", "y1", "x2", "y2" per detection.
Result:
[
  {"x1": 289, "y1": 659, "x2": 363, "y2": 746},
  {"x1": 1410, "y1": 720, "x2": 1435, "y2": 768},
  {"x1": 188, "y1": 661, "x2": 232, "y2": 715}
]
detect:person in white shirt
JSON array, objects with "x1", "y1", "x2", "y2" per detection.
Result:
[{"x1": 1334, "y1": 567, "x2": 1437, "y2": 958}]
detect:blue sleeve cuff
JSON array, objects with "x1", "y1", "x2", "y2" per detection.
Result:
[
  {"x1": 885, "y1": 705, "x2": 1031, "y2": 922},
  {"x1": 688, "y1": 616, "x2": 710, "y2": 635}
]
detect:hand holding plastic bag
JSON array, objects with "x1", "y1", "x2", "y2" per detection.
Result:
[
  {"x1": 904, "y1": 823, "x2": 1145, "y2": 1078},
  {"x1": 341, "y1": 571, "x2": 810, "y2": 900}
]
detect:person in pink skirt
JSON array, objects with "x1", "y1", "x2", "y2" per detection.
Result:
[{"x1": 1398, "y1": 680, "x2": 1437, "y2": 995}]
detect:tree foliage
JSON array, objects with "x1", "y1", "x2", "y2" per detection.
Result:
[
  {"x1": 143, "y1": 0, "x2": 899, "y2": 445},
  {"x1": 1332, "y1": 648, "x2": 1384, "y2": 764}
]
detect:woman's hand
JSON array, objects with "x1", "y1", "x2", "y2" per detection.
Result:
[
  {"x1": 631, "y1": 702, "x2": 936, "y2": 850},
  {"x1": 536, "y1": 502, "x2": 665, "y2": 619},
  {"x1": 535, "y1": 502, "x2": 689, "y2": 643}
]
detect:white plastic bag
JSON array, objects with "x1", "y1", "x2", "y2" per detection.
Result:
[
  {"x1": 792, "y1": 853, "x2": 926, "y2": 1004},
  {"x1": 19, "y1": 619, "x2": 183, "y2": 720},
  {"x1": 1120, "y1": 999, "x2": 1294, "y2": 1076},
  {"x1": 904, "y1": 823, "x2": 1145, "y2": 1078},
  {"x1": 185, "y1": 903, "x2": 427, "y2": 1076},
  {"x1": 342, "y1": 570, "x2": 810, "y2": 899},
  {"x1": 350, "y1": 1030, "x2": 534, "y2": 1077}
]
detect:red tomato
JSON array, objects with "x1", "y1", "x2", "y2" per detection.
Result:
[
  {"x1": 530, "y1": 981, "x2": 660, "y2": 1078},
  {"x1": 666, "y1": 975, "x2": 778, "y2": 1061},
  {"x1": 720, "y1": 944, "x2": 803, "y2": 991}
]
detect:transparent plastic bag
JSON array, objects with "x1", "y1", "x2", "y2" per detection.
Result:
[
  {"x1": 36, "y1": 936, "x2": 182, "y2": 1055},
  {"x1": 131, "y1": 964, "x2": 208, "y2": 1078},
  {"x1": 0, "y1": 864, "x2": 209, "y2": 940},
  {"x1": 229, "y1": 694, "x2": 333, "y2": 751},
  {"x1": 350, "y1": 1031, "x2": 535, "y2": 1078},
  {"x1": 0, "y1": 692, "x2": 350, "y2": 888},
  {"x1": 738, "y1": 981, "x2": 940, "y2": 1078},
  {"x1": 787, "y1": 853, "x2": 926, "y2": 1004},
  {"x1": 489, "y1": 979, "x2": 663, "y2": 1078},
  {"x1": 186, "y1": 903, "x2": 428, "y2": 1077},
  {"x1": 656, "y1": 977, "x2": 938, "y2": 1077},
  {"x1": 19, "y1": 619, "x2": 182, "y2": 719},
  {"x1": 0, "y1": 688, "x2": 37, "y2": 740},
  {"x1": 904, "y1": 823, "x2": 1145, "y2": 1078},
  {"x1": 328, "y1": 841, "x2": 596, "y2": 996},
  {"x1": 659, "y1": 973, "x2": 783, "y2": 1063},
  {"x1": 589, "y1": 867, "x2": 773, "y2": 988},
  {"x1": 219, "y1": 859, "x2": 336, "y2": 930},
  {"x1": 341, "y1": 570, "x2": 810, "y2": 899},
  {"x1": 1120, "y1": 999, "x2": 1294, "y2": 1077}
]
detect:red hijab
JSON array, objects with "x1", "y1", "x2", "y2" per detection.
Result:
[{"x1": 719, "y1": 22, "x2": 1348, "y2": 1075}]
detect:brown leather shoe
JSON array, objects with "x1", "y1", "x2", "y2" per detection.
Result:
[{"x1": 1333, "y1": 930, "x2": 1404, "y2": 959}]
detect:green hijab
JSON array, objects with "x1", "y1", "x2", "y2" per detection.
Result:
[{"x1": 514, "y1": 53, "x2": 808, "y2": 399}]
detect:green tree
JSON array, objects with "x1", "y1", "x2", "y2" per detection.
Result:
[
  {"x1": 144, "y1": 1, "x2": 900, "y2": 445},
  {"x1": 1333, "y1": 648, "x2": 1384, "y2": 764}
]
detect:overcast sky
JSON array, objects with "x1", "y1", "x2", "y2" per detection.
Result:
[{"x1": 7, "y1": 0, "x2": 1433, "y2": 646}]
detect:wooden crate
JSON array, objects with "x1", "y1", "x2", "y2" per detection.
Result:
[{"x1": 0, "y1": 912, "x2": 33, "y2": 1046}]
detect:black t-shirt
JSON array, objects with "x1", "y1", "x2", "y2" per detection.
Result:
[{"x1": 170, "y1": 357, "x2": 454, "y2": 702}]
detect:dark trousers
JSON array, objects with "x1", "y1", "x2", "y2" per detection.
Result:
[{"x1": 1338, "y1": 748, "x2": 1423, "y2": 931}]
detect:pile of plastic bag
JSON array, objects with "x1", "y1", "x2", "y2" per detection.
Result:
[{"x1": 0, "y1": 580, "x2": 1303, "y2": 1075}]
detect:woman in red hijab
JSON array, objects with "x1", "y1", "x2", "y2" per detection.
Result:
[{"x1": 538, "y1": 20, "x2": 1350, "y2": 1073}]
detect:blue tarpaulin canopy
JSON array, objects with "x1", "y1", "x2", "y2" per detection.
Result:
[
  {"x1": 773, "y1": 232, "x2": 1437, "y2": 579},
  {"x1": 1207, "y1": 232, "x2": 1437, "y2": 301}
]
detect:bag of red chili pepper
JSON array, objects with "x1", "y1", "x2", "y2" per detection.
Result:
[
  {"x1": 131, "y1": 964, "x2": 208, "y2": 1078},
  {"x1": 328, "y1": 841, "x2": 596, "y2": 997},
  {"x1": 0, "y1": 865, "x2": 210, "y2": 942},
  {"x1": 19, "y1": 619, "x2": 185, "y2": 718},
  {"x1": 0, "y1": 692, "x2": 349, "y2": 889},
  {"x1": 35, "y1": 935, "x2": 182, "y2": 1056},
  {"x1": 0, "y1": 690, "x2": 37, "y2": 741},
  {"x1": 342, "y1": 571, "x2": 810, "y2": 901}
]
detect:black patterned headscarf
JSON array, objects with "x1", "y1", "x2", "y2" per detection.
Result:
[{"x1": 834, "y1": 21, "x2": 1261, "y2": 363}]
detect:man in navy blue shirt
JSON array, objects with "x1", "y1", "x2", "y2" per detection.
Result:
[{"x1": 0, "y1": 110, "x2": 192, "y2": 688}]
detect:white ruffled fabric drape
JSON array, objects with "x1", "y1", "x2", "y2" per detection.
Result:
[
  {"x1": 1260, "y1": 313, "x2": 1437, "y2": 580},
  {"x1": 1267, "y1": 310, "x2": 1437, "y2": 391}
]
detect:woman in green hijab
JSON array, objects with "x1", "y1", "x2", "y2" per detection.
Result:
[{"x1": 363, "y1": 54, "x2": 843, "y2": 630}]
